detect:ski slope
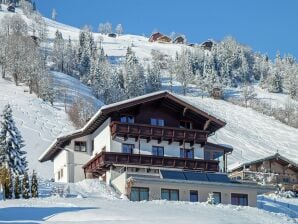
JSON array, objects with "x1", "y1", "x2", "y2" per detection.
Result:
[{"x1": 180, "y1": 95, "x2": 298, "y2": 167}]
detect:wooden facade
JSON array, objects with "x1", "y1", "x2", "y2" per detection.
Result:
[
  {"x1": 230, "y1": 153, "x2": 298, "y2": 192},
  {"x1": 110, "y1": 121, "x2": 208, "y2": 145},
  {"x1": 83, "y1": 151, "x2": 219, "y2": 177}
]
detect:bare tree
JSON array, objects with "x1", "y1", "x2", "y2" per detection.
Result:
[{"x1": 242, "y1": 83, "x2": 257, "y2": 108}]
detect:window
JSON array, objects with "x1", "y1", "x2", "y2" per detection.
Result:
[
  {"x1": 180, "y1": 120, "x2": 192, "y2": 129},
  {"x1": 57, "y1": 171, "x2": 60, "y2": 180},
  {"x1": 74, "y1": 141, "x2": 87, "y2": 152},
  {"x1": 161, "y1": 189, "x2": 179, "y2": 201},
  {"x1": 120, "y1": 115, "x2": 134, "y2": 124},
  {"x1": 150, "y1": 118, "x2": 164, "y2": 126},
  {"x1": 231, "y1": 193, "x2": 248, "y2": 206},
  {"x1": 213, "y1": 151, "x2": 223, "y2": 161},
  {"x1": 152, "y1": 146, "x2": 164, "y2": 157},
  {"x1": 190, "y1": 190, "x2": 198, "y2": 202},
  {"x1": 122, "y1": 144, "x2": 134, "y2": 154},
  {"x1": 60, "y1": 168, "x2": 63, "y2": 178},
  {"x1": 213, "y1": 192, "x2": 221, "y2": 204},
  {"x1": 130, "y1": 187, "x2": 149, "y2": 201},
  {"x1": 180, "y1": 148, "x2": 194, "y2": 159}
]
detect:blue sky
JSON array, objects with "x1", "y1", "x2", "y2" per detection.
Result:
[{"x1": 35, "y1": 0, "x2": 298, "y2": 58}]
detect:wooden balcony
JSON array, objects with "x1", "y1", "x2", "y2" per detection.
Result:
[
  {"x1": 110, "y1": 121, "x2": 208, "y2": 145},
  {"x1": 83, "y1": 152, "x2": 219, "y2": 176}
]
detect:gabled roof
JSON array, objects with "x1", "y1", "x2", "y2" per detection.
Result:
[
  {"x1": 230, "y1": 153, "x2": 298, "y2": 173},
  {"x1": 39, "y1": 91, "x2": 226, "y2": 162}
]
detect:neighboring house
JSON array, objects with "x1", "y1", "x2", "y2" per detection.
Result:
[
  {"x1": 229, "y1": 153, "x2": 298, "y2": 193},
  {"x1": 149, "y1": 32, "x2": 163, "y2": 42},
  {"x1": 108, "y1": 33, "x2": 117, "y2": 38},
  {"x1": 173, "y1": 36, "x2": 185, "y2": 44},
  {"x1": 39, "y1": 91, "x2": 270, "y2": 206}
]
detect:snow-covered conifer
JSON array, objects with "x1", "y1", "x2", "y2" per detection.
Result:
[
  {"x1": 31, "y1": 170, "x2": 38, "y2": 198},
  {"x1": 22, "y1": 172, "x2": 30, "y2": 199},
  {"x1": 0, "y1": 105, "x2": 27, "y2": 176}
]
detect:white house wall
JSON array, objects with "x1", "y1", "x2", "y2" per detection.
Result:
[
  {"x1": 111, "y1": 137, "x2": 204, "y2": 159},
  {"x1": 53, "y1": 150, "x2": 68, "y2": 183},
  {"x1": 92, "y1": 118, "x2": 111, "y2": 155}
]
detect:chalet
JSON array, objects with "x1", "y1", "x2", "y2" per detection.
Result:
[
  {"x1": 108, "y1": 33, "x2": 117, "y2": 38},
  {"x1": 229, "y1": 153, "x2": 298, "y2": 193},
  {"x1": 149, "y1": 32, "x2": 163, "y2": 42},
  {"x1": 157, "y1": 35, "x2": 172, "y2": 43},
  {"x1": 201, "y1": 40, "x2": 214, "y2": 51},
  {"x1": 39, "y1": 91, "x2": 270, "y2": 206},
  {"x1": 173, "y1": 36, "x2": 185, "y2": 44}
]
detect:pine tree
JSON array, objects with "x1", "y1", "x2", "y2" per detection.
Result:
[
  {"x1": 31, "y1": 170, "x2": 38, "y2": 198},
  {"x1": 124, "y1": 47, "x2": 145, "y2": 98},
  {"x1": 22, "y1": 172, "x2": 30, "y2": 199},
  {"x1": 14, "y1": 175, "x2": 21, "y2": 199},
  {"x1": 269, "y1": 71, "x2": 282, "y2": 93},
  {"x1": 0, "y1": 105, "x2": 27, "y2": 176},
  {"x1": 53, "y1": 30, "x2": 65, "y2": 72}
]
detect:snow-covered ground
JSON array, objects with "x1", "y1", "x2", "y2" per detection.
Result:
[
  {"x1": 179, "y1": 95, "x2": 298, "y2": 167},
  {"x1": 0, "y1": 77, "x2": 74, "y2": 178},
  {"x1": 0, "y1": 180, "x2": 297, "y2": 224},
  {"x1": 0, "y1": 4, "x2": 186, "y2": 64}
]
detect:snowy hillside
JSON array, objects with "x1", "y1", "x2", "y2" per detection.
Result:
[
  {"x1": 0, "y1": 4, "x2": 186, "y2": 63},
  {"x1": 180, "y1": 95, "x2": 298, "y2": 166},
  {"x1": 0, "y1": 71, "x2": 103, "y2": 178}
]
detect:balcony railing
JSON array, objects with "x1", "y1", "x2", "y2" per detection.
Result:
[
  {"x1": 83, "y1": 152, "x2": 219, "y2": 175},
  {"x1": 110, "y1": 121, "x2": 208, "y2": 145}
]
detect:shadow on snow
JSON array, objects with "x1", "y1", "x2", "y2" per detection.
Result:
[{"x1": 0, "y1": 206, "x2": 97, "y2": 222}]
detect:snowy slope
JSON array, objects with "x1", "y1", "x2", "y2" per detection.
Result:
[
  {"x1": 0, "y1": 5, "x2": 186, "y2": 63},
  {"x1": 0, "y1": 78, "x2": 74, "y2": 178},
  {"x1": 180, "y1": 95, "x2": 298, "y2": 167}
]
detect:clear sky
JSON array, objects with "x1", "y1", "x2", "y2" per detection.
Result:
[{"x1": 35, "y1": 0, "x2": 298, "y2": 58}]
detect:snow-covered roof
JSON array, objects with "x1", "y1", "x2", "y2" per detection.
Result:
[
  {"x1": 230, "y1": 153, "x2": 298, "y2": 172},
  {"x1": 39, "y1": 91, "x2": 226, "y2": 162}
]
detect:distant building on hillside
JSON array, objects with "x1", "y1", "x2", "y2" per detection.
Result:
[
  {"x1": 211, "y1": 87, "x2": 223, "y2": 100},
  {"x1": 173, "y1": 36, "x2": 185, "y2": 44},
  {"x1": 108, "y1": 33, "x2": 117, "y2": 38},
  {"x1": 229, "y1": 153, "x2": 298, "y2": 193},
  {"x1": 201, "y1": 40, "x2": 214, "y2": 51},
  {"x1": 7, "y1": 4, "x2": 15, "y2": 12},
  {"x1": 149, "y1": 32, "x2": 163, "y2": 42}
]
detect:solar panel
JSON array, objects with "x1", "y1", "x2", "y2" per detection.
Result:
[
  {"x1": 206, "y1": 173, "x2": 231, "y2": 183},
  {"x1": 160, "y1": 170, "x2": 186, "y2": 180},
  {"x1": 184, "y1": 171, "x2": 209, "y2": 182},
  {"x1": 160, "y1": 170, "x2": 232, "y2": 183}
]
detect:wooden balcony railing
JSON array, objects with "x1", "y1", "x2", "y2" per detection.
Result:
[
  {"x1": 110, "y1": 121, "x2": 208, "y2": 145},
  {"x1": 83, "y1": 152, "x2": 219, "y2": 175}
]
